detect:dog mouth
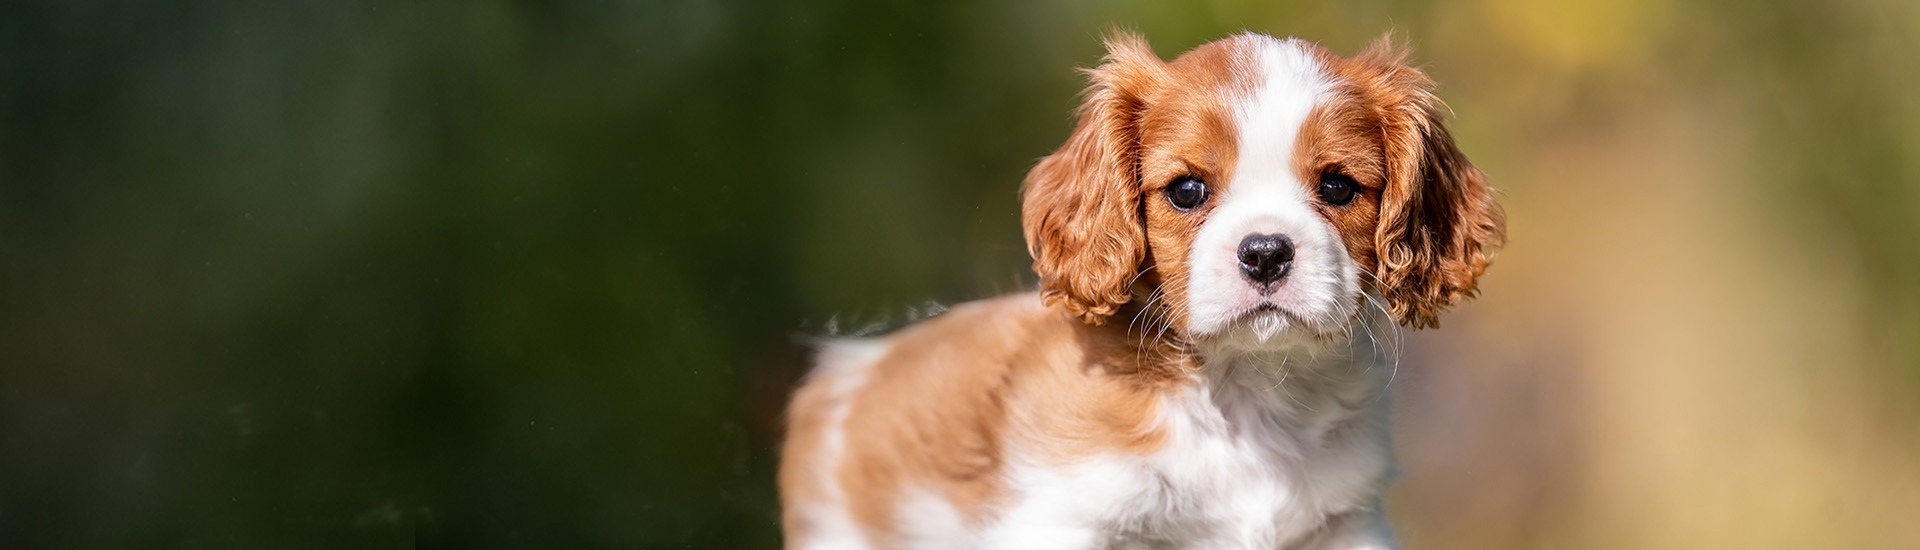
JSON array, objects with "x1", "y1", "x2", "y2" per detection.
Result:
[
  {"x1": 1227, "y1": 301, "x2": 1347, "y2": 345},
  {"x1": 1239, "y1": 303, "x2": 1298, "y2": 343}
]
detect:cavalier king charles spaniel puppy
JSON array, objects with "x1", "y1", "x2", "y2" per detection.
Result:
[{"x1": 779, "y1": 32, "x2": 1504, "y2": 549}]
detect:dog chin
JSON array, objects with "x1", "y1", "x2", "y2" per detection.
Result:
[{"x1": 1203, "y1": 305, "x2": 1338, "y2": 352}]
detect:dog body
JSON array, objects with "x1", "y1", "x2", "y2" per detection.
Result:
[{"x1": 780, "y1": 33, "x2": 1502, "y2": 549}]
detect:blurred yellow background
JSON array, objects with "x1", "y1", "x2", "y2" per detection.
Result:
[
  {"x1": 2, "y1": 0, "x2": 1916, "y2": 548},
  {"x1": 1321, "y1": 2, "x2": 1920, "y2": 548}
]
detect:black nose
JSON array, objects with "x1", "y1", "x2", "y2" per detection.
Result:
[{"x1": 1237, "y1": 233, "x2": 1294, "y2": 286}]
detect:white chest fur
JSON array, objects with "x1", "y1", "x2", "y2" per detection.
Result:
[{"x1": 975, "y1": 351, "x2": 1395, "y2": 550}]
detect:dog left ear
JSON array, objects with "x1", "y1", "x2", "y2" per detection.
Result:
[
  {"x1": 1022, "y1": 33, "x2": 1169, "y2": 325},
  {"x1": 1353, "y1": 37, "x2": 1506, "y2": 329}
]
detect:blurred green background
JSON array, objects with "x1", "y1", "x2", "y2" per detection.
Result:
[{"x1": 4, "y1": 0, "x2": 1918, "y2": 548}]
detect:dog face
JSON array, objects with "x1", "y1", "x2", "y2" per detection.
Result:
[{"x1": 1023, "y1": 33, "x2": 1504, "y2": 350}]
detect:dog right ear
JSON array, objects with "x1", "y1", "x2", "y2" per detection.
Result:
[
  {"x1": 1021, "y1": 33, "x2": 1169, "y2": 325},
  {"x1": 1348, "y1": 36, "x2": 1506, "y2": 329}
]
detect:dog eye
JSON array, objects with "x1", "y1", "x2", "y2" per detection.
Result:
[
  {"x1": 1166, "y1": 177, "x2": 1208, "y2": 211},
  {"x1": 1317, "y1": 174, "x2": 1357, "y2": 206}
]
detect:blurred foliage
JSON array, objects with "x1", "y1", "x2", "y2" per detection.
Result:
[{"x1": 1, "y1": 0, "x2": 1916, "y2": 548}]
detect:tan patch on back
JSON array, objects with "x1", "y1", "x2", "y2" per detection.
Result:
[{"x1": 779, "y1": 295, "x2": 1189, "y2": 545}]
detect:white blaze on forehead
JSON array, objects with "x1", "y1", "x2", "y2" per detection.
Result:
[{"x1": 1230, "y1": 36, "x2": 1331, "y2": 194}]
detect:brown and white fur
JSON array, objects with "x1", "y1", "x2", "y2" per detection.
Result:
[{"x1": 779, "y1": 32, "x2": 1504, "y2": 549}]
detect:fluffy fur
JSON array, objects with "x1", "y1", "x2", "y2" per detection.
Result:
[{"x1": 779, "y1": 32, "x2": 1504, "y2": 549}]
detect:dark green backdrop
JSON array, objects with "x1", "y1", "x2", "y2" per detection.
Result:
[{"x1": 0, "y1": 0, "x2": 1136, "y2": 547}]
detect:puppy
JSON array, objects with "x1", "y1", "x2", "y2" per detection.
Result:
[{"x1": 779, "y1": 32, "x2": 1504, "y2": 549}]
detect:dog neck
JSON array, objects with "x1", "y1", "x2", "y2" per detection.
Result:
[{"x1": 1182, "y1": 310, "x2": 1396, "y2": 444}]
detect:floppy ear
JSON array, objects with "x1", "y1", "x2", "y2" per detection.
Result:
[
  {"x1": 1022, "y1": 33, "x2": 1168, "y2": 325},
  {"x1": 1355, "y1": 37, "x2": 1506, "y2": 329}
]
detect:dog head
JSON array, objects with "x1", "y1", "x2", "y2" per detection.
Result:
[{"x1": 1022, "y1": 32, "x2": 1504, "y2": 350}]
